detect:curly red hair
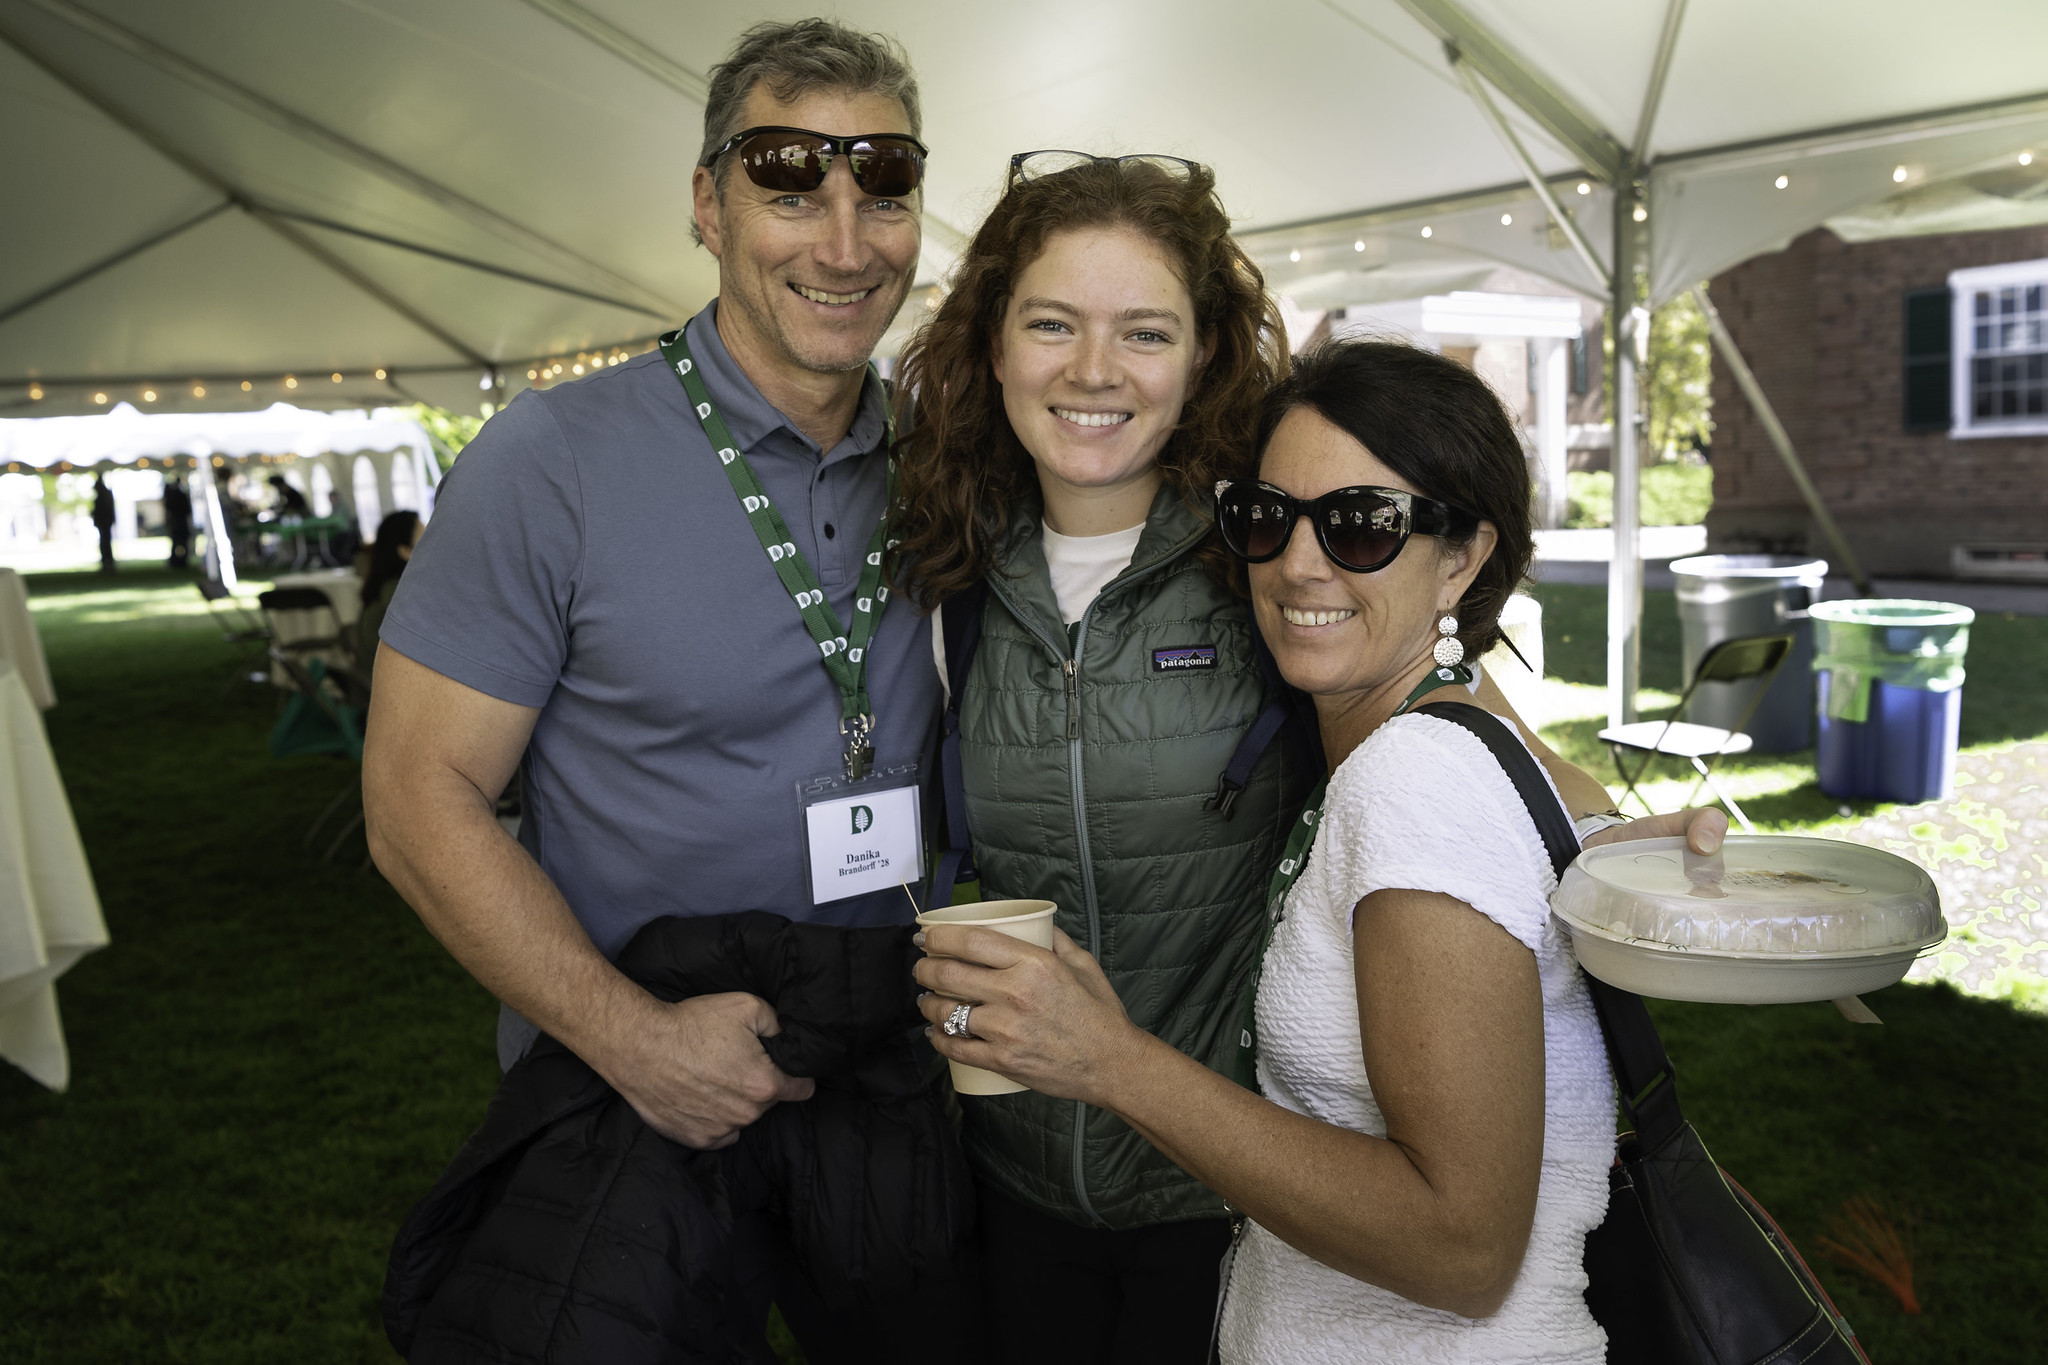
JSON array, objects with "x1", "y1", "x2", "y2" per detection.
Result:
[{"x1": 889, "y1": 158, "x2": 1286, "y2": 608}]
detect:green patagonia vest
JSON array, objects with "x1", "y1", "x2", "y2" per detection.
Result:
[{"x1": 957, "y1": 484, "x2": 1312, "y2": 1230}]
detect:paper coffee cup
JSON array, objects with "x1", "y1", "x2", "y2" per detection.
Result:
[{"x1": 915, "y1": 898, "x2": 1056, "y2": 1097}]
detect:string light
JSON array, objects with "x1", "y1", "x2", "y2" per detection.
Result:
[
  {"x1": 1576, "y1": 182, "x2": 1592, "y2": 195},
  {"x1": 1774, "y1": 175, "x2": 1789, "y2": 189},
  {"x1": 1353, "y1": 240, "x2": 1365, "y2": 251},
  {"x1": 331, "y1": 372, "x2": 343, "y2": 383},
  {"x1": 285, "y1": 375, "x2": 298, "y2": 388},
  {"x1": 142, "y1": 389, "x2": 158, "y2": 401},
  {"x1": 1632, "y1": 205, "x2": 1648, "y2": 222},
  {"x1": 1420, "y1": 226, "x2": 1433, "y2": 238},
  {"x1": 138, "y1": 457, "x2": 151, "y2": 468},
  {"x1": 375, "y1": 368, "x2": 387, "y2": 380},
  {"x1": 212, "y1": 455, "x2": 224, "y2": 466},
  {"x1": 1288, "y1": 249, "x2": 1300, "y2": 262},
  {"x1": 1892, "y1": 165, "x2": 1909, "y2": 183},
  {"x1": 527, "y1": 368, "x2": 539, "y2": 379},
  {"x1": 241, "y1": 381, "x2": 252, "y2": 391},
  {"x1": 2021, "y1": 151, "x2": 2035, "y2": 167},
  {"x1": 572, "y1": 363, "x2": 585, "y2": 375},
  {"x1": 27, "y1": 384, "x2": 42, "y2": 400},
  {"x1": 93, "y1": 392, "x2": 108, "y2": 404},
  {"x1": 192, "y1": 384, "x2": 206, "y2": 398},
  {"x1": 1500, "y1": 213, "x2": 1513, "y2": 226}
]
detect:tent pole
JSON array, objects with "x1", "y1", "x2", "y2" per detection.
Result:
[
  {"x1": 1396, "y1": 1, "x2": 1626, "y2": 180},
  {"x1": 1448, "y1": 57, "x2": 1611, "y2": 291},
  {"x1": 0, "y1": 200, "x2": 233, "y2": 327},
  {"x1": 1609, "y1": 185, "x2": 1644, "y2": 729},
  {"x1": 0, "y1": 21, "x2": 493, "y2": 375},
  {"x1": 260, "y1": 209, "x2": 669, "y2": 319},
  {"x1": 19, "y1": 0, "x2": 683, "y2": 318},
  {"x1": 1691, "y1": 284, "x2": 1872, "y2": 593},
  {"x1": 1631, "y1": 0, "x2": 1690, "y2": 165}
]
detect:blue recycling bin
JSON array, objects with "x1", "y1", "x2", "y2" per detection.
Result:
[{"x1": 1811, "y1": 600, "x2": 1973, "y2": 805}]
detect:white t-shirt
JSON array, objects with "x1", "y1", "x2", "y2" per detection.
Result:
[
  {"x1": 1041, "y1": 522, "x2": 1146, "y2": 625},
  {"x1": 1219, "y1": 712, "x2": 1615, "y2": 1365}
]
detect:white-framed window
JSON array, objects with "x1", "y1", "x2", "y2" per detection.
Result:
[{"x1": 1950, "y1": 258, "x2": 2048, "y2": 437}]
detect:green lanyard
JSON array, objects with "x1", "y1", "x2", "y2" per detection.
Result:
[
  {"x1": 658, "y1": 328, "x2": 896, "y2": 780},
  {"x1": 1230, "y1": 661, "x2": 1473, "y2": 1089}
]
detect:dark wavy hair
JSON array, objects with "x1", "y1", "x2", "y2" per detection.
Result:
[
  {"x1": 889, "y1": 158, "x2": 1287, "y2": 608},
  {"x1": 361, "y1": 509, "x2": 420, "y2": 607},
  {"x1": 1253, "y1": 340, "x2": 1533, "y2": 658}
]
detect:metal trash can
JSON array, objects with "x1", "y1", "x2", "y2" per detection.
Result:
[
  {"x1": 1810, "y1": 600, "x2": 1973, "y2": 805},
  {"x1": 1669, "y1": 555, "x2": 1829, "y2": 752}
]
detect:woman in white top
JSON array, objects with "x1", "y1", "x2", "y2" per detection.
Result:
[{"x1": 916, "y1": 338, "x2": 1616, "y2": 1363}]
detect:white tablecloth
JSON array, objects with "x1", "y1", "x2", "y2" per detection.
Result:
[
  {"x1": 0, "y1": 664, "x2": 108, "y2": 1090},
  {"x1": 266, "y1": 569, "x2": 364, "y2": 686},
  {"x1": 0, "y1": 568, "x2": 55, "y2": 710}
]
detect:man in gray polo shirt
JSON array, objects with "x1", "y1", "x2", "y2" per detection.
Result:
[{"x1": 364, "y1": 20, "x2": 935, "y2": 1164}]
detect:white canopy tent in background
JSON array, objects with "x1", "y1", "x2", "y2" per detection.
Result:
[
  {"x1": 5, "y1": 0, "x2": 2046, "y2": 721},
  {"x1": 0, "y1": 401, "x2": 439, "y2": 581}
]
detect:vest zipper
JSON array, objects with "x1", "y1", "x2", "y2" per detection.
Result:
[
  {"x1": 986, "y1": 520, "x2": 1208, "y2": 1230},
  {"x1": 1064, "y1": 617, "x2": 1104, "y2": 1226}
]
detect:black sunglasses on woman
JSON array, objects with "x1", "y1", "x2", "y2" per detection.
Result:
[{"x1": 1213, "y1": 478, "x2": 1479, "y2": 574}]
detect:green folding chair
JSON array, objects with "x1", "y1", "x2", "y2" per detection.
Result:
[
  {"x1": 1598, "y1": 633, "x2": 1794, "y2": 834},
  {"x1": 269, "y1": 652, "x2": 369, "y2": 862}
]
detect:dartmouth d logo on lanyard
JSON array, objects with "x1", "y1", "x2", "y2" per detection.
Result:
[{"x1": 657, "y1": 328, "x2": 897, "y2": 781}]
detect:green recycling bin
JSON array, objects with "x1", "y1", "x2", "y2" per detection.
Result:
[{"x1": 1810, "y1": 600, "x2": 1972, "y2": 805}]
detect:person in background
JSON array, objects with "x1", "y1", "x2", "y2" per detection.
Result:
[
  {"x1": 268, "y1": 474, "x2": 312, "y2": 518},
  {"x1": 162, "y1": 476, "x2": 193, "y2": 569},
  {"x1": 92, "y1": 473, "x2": 116, "y2": 572},
  {"x1": 353, "y1": 509, "x2": 421, "y2": 687}
]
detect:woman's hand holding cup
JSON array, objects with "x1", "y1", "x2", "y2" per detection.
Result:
[{"x1": 914, "y1": 909, "x2": 1140, "y2": 1103}]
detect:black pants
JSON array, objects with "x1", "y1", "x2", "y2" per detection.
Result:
[
  {"x1": 978, "y1": 1185, "x2": 1232, "y2": 1365},
  {"x1": 729, "y1": 1207, "x2": 987, "y2": 1365}
]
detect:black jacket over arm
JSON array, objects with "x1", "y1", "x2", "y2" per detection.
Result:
[{"x1": 383, "y1": 911, "x2": 975, "y2": 1364}]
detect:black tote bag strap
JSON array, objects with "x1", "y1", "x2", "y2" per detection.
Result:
[
  {"x1": 1413, "y1": 701, "x2": 1684, "y2": 1150},
  {"x1": 933, "y1": 582, "x2": 988, "y2": 896}
]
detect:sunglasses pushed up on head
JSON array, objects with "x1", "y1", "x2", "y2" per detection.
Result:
[
  {"x1": 703, "y1": 126, "x2": 929, "y2": 198},
  {"x1": 1213, "y1": 479, "x2": 1479, "y2": 574}
]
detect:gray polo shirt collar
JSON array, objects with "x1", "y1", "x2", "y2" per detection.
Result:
[{"x1": 685, "y1": 302, "x2": 889, "y2": 464}]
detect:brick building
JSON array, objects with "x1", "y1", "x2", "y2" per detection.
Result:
[{"x1": 1704, "y1": 224, "x2": 2048, "y2": 578}]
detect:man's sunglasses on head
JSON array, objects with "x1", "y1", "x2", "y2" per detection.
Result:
[
  {"x1": 704, "y1": 126, "x2": 928, "y2": 198},
  {"x1": 1213, "y1": 479, "x2": 1478, "y2": 574}
]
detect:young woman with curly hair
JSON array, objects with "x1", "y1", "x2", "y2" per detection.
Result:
[{"x1": 889, "y1": 153, "x2": 1707, "y2": 1363}]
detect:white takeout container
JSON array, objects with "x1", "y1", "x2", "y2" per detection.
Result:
[{"x1": 1550, "y1": 835, "x2": 1944, "y2": 1005}]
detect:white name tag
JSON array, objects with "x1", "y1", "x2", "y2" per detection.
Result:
[{"x1": 803, "y1": 779, "x2": 922, "y2": 905}]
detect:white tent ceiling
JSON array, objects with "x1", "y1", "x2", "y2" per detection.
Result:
[{"x1": 5, "y1": 0, "x2": 2048, "y2": 421}]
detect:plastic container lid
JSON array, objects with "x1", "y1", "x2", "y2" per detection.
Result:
[{"x1": 1553, "y1": 835, "x2": 1942, "y2": 957}]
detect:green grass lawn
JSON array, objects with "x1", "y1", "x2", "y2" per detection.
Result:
[{"x1": 2, "y1": 571, "x2": 2043, "y2": 1361}]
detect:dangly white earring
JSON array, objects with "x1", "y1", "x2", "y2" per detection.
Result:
[{"x1": 1433, "y1": 614, "x2": 1465, "y2": 668}]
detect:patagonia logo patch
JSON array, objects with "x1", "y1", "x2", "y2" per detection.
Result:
[{"x1": 1152, "y1": 645, "x2": 1219, "y2": 674}]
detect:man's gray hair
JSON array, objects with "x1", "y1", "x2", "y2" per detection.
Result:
[{"x1": 691, "y1": 18, "x2": 922, "y2": 245}]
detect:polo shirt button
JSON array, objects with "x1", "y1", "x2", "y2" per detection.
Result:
[{"x1": 823, "y1": 523, "x2": 836, "y2": 539}]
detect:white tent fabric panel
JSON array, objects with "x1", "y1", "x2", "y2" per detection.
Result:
[
  {"x1": 0, "y1": 401, "x2": 433, "y2": 469},
  {"x1": 6, "y1": 0, "x2": 2048, "y2": 421}
]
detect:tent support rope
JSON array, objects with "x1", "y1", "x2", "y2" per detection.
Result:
[{"x1": 1692, "y1": 285, "x2": 1873, "y2": 594}]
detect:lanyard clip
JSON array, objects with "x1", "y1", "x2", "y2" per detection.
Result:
[{"x1": 840, "y1": 713, "x2": 875, "y2": 782}]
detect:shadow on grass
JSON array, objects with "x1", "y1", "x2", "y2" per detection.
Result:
[{"x1": 1652, "y1": 981, "x2": 2048, "y2": 1364}]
